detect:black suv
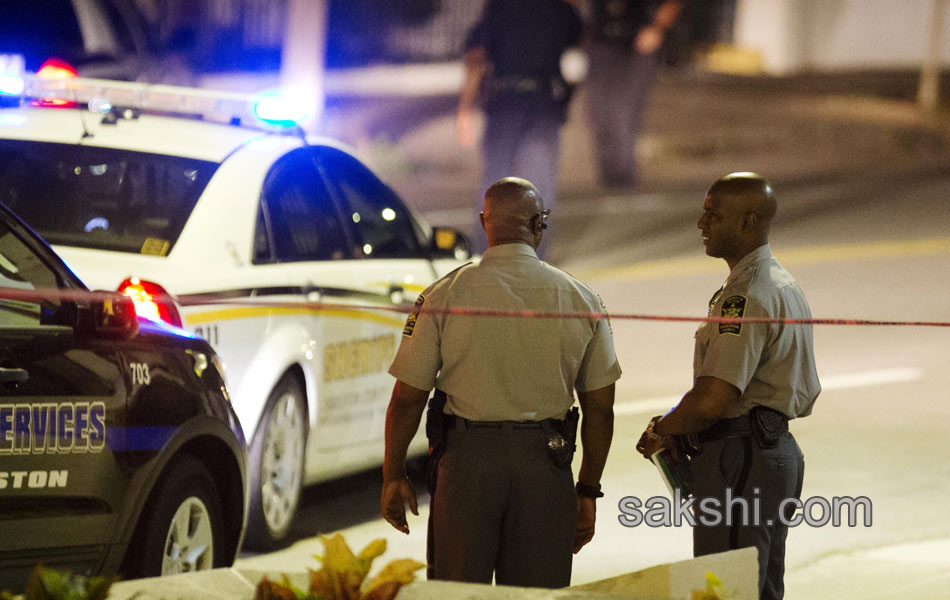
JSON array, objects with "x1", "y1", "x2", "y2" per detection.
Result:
[{"x1": 0, "y1": 201, "x2": 246, "y2": 589}]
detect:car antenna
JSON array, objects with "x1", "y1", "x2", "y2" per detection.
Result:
[
  {"x1": 66, "y1": 87, "x2": 94, "y2": 141},
  {"x1": 76, "y1": 104, "x2": 94, "y2": 141},
  {"x1": 293, "y1": 124, "x2": 309, "y2": 147}
]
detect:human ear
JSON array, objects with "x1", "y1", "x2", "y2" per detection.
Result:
[{"x1": 742, "y1": 212, "x2": 758, "y2": 230}]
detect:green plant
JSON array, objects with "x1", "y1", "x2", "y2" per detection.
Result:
[
  {"x1": 254, "y1": 534, "x2": 425, "y2": 600},
  {"x1": 1, "y1": 565, "x2": 115, "y2": 600}
]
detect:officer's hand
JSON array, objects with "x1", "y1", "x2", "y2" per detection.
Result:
[
  {"x1": 457, "y1": 108, "x2": 478, "y2": 147},
  {"x1": 636, "y1": 428, "x2": 679, "y2": 461},
  {"x1": 380, "y1": 476, "x2": 418, "y2": 535},
  {"x1": 574, "y1": 496, "x2": 597, "y2": 553},
  {"x1": 635, "y1": 25, "x2": 664, "y2": 54}
]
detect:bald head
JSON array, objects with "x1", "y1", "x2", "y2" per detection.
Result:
[
  {"x1": 481, "y1": 177, "x2": 545, "y2": 249},
  {"x1": 698, "y1": 172, "x2": 778, "y2": 268},
  {"x1": 707, "y1": 172, "x2": 777, "y2": 230}
]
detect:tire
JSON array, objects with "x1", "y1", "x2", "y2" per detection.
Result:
[
  {"x1": 135, "y1": 455, "x2": 226, "y2": 577},
  {"x1": 243, "y1": 373, "x2": 308, "y2": 550}
]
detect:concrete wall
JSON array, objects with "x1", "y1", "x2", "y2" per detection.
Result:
[{"x1": 734, "y1": 0, "x2": 950, "y2": 73}]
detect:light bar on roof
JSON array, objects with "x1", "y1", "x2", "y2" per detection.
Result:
[
  {"x1": 36, "y1": 58, "x2": 78, "y2": 79},
  {"x1": 24, "y1": 76, "x2": 257, "y2": 122},
  {"x1": 253, "y1": 91, "x2": 316, "y2": 127},
  {"x1": 0, "y1": 53, "x2": 26, "y2": 96},
  {"x1": 0, "y1": 74, "x2": 24, "y2": 96},
  {"x1": 17, "y1": 75, "x2": 312, "y2": 129}
]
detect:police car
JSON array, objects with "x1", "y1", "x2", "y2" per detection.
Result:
[
  {"x1": 0, "y1": 72, "x2": 471, "y2": 548},
  {"x1": 0, "y1": 199, "x2": 246, "y2": 589}
]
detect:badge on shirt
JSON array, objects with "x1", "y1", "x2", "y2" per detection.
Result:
[
  {"x1": 402, "y1": 294, "x2": 425, "y2": 337},
  {"x1": 719, "y1": 295, "x2": 747, "y2": 336}
]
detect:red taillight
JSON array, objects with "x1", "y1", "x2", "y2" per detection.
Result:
[
  {"x1": 118, "y1": 277, "x2": 183, "y2": 328},
  {"x1": 36, "y1": 58, "x2": 77, "y2": 79}
]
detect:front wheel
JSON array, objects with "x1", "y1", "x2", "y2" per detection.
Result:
[
  {"x1": 133, "y1": 455, "x2": 226, "y2": 577},
  {"x1": 243, "y1": 373, "x2": 308, "y2": 550}
]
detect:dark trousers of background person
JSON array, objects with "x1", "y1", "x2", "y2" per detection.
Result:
[
  {"x1": 472, "y1": 94, "x2": 563, "y2": 256},
  {"x1": 690, "y1": 432, "x2": 805, "y2": 600},
  {"x1": 585, "y1": 43, "x2": 659, "y2": 189},
  {"x1": 429, "y1": 423, "x2": 576, "y2": 587}
]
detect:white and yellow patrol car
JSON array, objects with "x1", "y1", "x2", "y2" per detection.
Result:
[{"x1": 0, "y1": 73, "x2": 471, "y2": 548}]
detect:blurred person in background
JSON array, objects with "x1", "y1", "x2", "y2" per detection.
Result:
[
  {"x1": 584, "y1": 0, "x2": 682, "y2": 189},
  {"x1": 457, "y1": 0, "x2": 583, "y2": 257}
]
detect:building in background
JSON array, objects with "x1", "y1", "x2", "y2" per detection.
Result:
[{"x1": 714, "y1": 0, "x2": 950, "y2": 74}]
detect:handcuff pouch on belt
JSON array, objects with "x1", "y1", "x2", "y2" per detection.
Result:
[
  {"x1": 547, "y1": 406, "x2": 579, "y2": 471},
  {"x1": 750, "y1": 405, "x2": 789, "y2": 449}
]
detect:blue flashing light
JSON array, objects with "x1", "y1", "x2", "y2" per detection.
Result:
[
  {"x1": 0, "y1": 74, "x2": 25, "y2": 97},
  {"x1": 252, "y1": 92, "x2": 315, "y2": 128}
]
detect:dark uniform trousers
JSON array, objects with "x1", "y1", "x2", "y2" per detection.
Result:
[
  {"x1": 430, "y1": 423, "x2": 576, "y2": 587},
  {"x1": 472, "y1": 93, "x2": 563, "y2": 256},
  {"x1": 690, "y1": 431, "x2": 805, "y2": 600},
  {"x1": 585, "y1": 42, "x2": 659, "y2": 188}
]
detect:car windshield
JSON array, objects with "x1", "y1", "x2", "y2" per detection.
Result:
[
  {"x1": 0, "y1": 1, "x2": 84, "y2": 71},
  {"x1": 0, "y1": 141, "x2": 217, "y2": 255}
]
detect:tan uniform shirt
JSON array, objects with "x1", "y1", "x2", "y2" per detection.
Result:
[
  {"x1": 694, "y1": 244, "x2": 821, "y2": 419},
  {"x1": 389, "y1": 243, "x2": 622, "y2": 421}
]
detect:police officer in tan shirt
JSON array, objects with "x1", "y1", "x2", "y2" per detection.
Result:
[
  {"x1": 637, "y1": 173, "x2": 820, "y2": 600},
  {"x1": 381, "y1": 177, "x2": 621, "y2": 588}
]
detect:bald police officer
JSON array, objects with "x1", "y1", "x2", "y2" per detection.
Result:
[
  {"x1": 381, "y1": 177, "x2": 620, "y2": 588},
  {"x1": 636, "y1": 172, "x2": 820, "y2": 600}
]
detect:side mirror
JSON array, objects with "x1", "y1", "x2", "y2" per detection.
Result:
[
  {"x1": 90, "y1": 292, "x2": 139, "y2": 340},
  {"x1": 430, "y1": 227, "x2": 471, "y2": 260}
]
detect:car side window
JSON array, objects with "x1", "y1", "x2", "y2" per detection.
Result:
[
  {"x1": 257, "y1": 149, "x2": 352, "y2": 263},
  {"x1": 0, "y1": 222, "x2": 63, "y2": 328},
  {"x1": 316, "y1": 147, "x2": 423, "y2": 259}
]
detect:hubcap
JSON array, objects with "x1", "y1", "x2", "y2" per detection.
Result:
[
  {"x1": 261, "y1": 391, "x2": 304, "y2": 534},
  {"x1": 162, "y1": 496, "x2": 214, "y2": 575}
]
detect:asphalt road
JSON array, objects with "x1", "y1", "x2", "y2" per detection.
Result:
[{"x1": 239, "y1": 166, "x2": 950, "y2": 598}]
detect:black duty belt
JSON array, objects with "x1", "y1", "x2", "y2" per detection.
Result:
[
  {"x1": 698, "y1": 407, "x2": 790, "y2": 444},
  {"x1": 489, "y1": 75, "x2": 549, "y2": 94},
  {"x1": 698, "y1": 414, "x2": 752, "y2": 443},
  {"x1": 448, "y1": 415, "x2": 563, "y2": 432}
]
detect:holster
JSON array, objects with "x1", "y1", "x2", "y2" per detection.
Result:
[
  {"x1": 425, "y1": 389, "x2": 448, "y2": 495},
  {"x1": 547, "y1": 406, "x2": 579, "y2": 471},
  {"x1": 750, "y1": 405, "x2": 789, "y2": 450},
  {"x1": 676, "y1": 433, "x2": 702, "y2": 457}
]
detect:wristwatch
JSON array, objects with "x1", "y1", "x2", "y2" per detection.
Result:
[
  {"x1": 645, "y1": 415, "x2": 672, "y2": 441},
  {"x1": 575, "y1": 481, "x2": 604, "y2": 499}
]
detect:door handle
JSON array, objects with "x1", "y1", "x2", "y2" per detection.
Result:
[
  {"x1": 0, "y1": 368, "x2": 28, "y2": 383},
  {"x1": 302, "y1": 285, "x2": 322, "y2": 303}
]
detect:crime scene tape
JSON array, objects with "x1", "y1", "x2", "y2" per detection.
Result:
[{"x1": 1, "y1": 286, "x2": 949, "y2": 328}]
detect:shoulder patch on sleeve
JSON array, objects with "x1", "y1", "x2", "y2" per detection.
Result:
[
  {"x1": 719, "y1": 294, "x2": 747, "y2": 336},
  {"x1": 402, "y1": 294, "x2": 425, "y2": 337},
  {"x1": 598, "y1": 295, "x2": 613, "y2": 334}
]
